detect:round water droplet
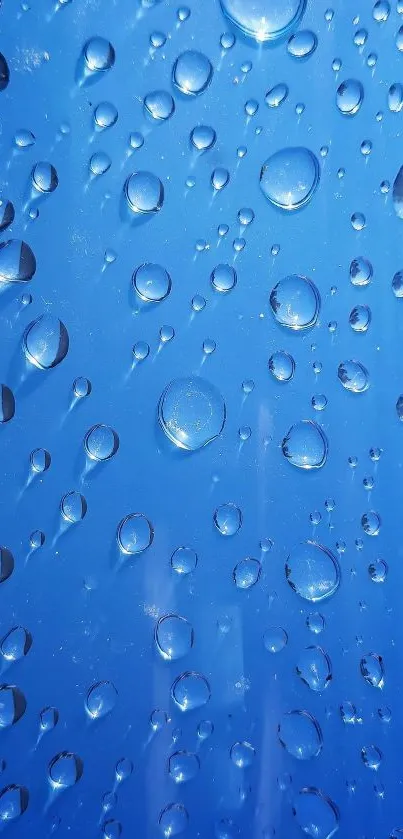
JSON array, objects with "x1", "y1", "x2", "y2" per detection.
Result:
[
  {"x1": 48, "y1": 752, "x2": 83, "y2": 788},
  {"x1": 1, "y1": 627, "x2": 32, "y2": 662},
  {"x1": 83, "y1": 37, "x2": 115, "y2": 73},
  {"x1": 86, "y1": 681, "x2": 118, "y2": 719},
  {"x1": 349, "y1": 305, "x2": 371, "y2": 333},
  {"x1": 297, "y1": 646, "x2": 332, "y2": 691},
  {"x1": 213, "y1": 503, "x2": 242, "y2": 536},
  {"x1": 190, "y1": 125, "x2": 216, "y2": 151},
  {"x1": 133, "y1": 341, "x2": 150, "y2": 362},
  {"x1": 171, "y1": 546, "x2": 198, "y2": 575},
  {"x1": 361, "y1": 510, "x2": 381, "y2": 536},
  {"x1": 103, "y1": 820, "x2": 122, "y2": 839},
  {"x1": 31, "y1": 162, "x2": 58, "y2": 194},
  {"x1": 263, "y1": 626, "x2": 288, "y2": 653},
  {"x1": 0, "y1": 53, "x2": 10, "y2": 91},
  {"x1": 124, "y1": 171, "x2": 164, "y2": 215},
  {"x1": 84, "y1": 424, "x2": 119, "y2": 461},
  {"x1": 0, "y1": 240, "x2": 36, "y2": 284},
  {"x1": 287, "y1": 30, "x2": 317, "y2": 59},
  {"x1": 116, "y1": 513, "x2": 153, "y2": 555},
  {"x1": 94, "y1": 101, "x2": 118, "y2": 130},
  {"x1": 360, "y1": 653, "x2": 384, "y2": 688},
  {"x1": 129, "y1": 132, "x2": 144, "y2": 151},
  {"x1": 132, "y1": 263, "x2": 171, "y2": 303},
  {"x1": 338, "y1": 360, "x2": 369, "y2": 393},
  {"x1": 282, "y1": 420, "x2": 327, "y2": 470},
  {"x1": 211, "y1": 167, "x2": 230, "y2": 191},
  {"x1": 268, "y1": 351, "x2": 295, "y2": 382},
  {"x1": 230, "y1": 741, "x2": 255, "y2": 768},
  {"x1": 350, "y1": 256, "x2": 372, "y2": 287},
  {"x1": 219, "y1": 0, "x2": 306, "y2": 42},
  {"x1": 155, "y1": 615, "x2": 194, "y2": 661},
  {"x1": 307, "y1": 613, "x2": 325, "y2": 633},
  {"x1": 159, "y1": 803, "x2": 189, "y2": 837},
  {"x1": 0, "y1": 199, "x2": 14, "y2": 233},
  {"x1": 30, "y1": 448, "x2": 51, "y2": 473},
  {"x1": 0, "y1": 785, "x2": 29, "y2": 822},
  {"x1": 14, "y1": 129, "x2": 35, "y2": 149},
  {"x1": 0, "y1": 385, "x2": 15, "y2": 424},
  {"x1": 265, "y1": 83, "x2": 289, "y2": 109},
  {"x1": 23, "y1": 314, "x2": 69, "y2": 369},
  {"x1": 115, "y1": 757, "x2": 133, "y2": 782},
  {"x1": 368, "y1": 559, "x2": 388, "y2": 582},
  {"x1": 233, "y1": 557, "x2": 261, "y2": 589},
  {"x1": 169, "y1": 751, "x2": 200, "y2": 783},
  {"x1": 388, "y1": 83, "x2": 403, "y2": 113},
  {"x1": 172, "y1": 50, "x2": 213, "y2": 96},
  {"x1": 293, "y1": 788, "x2": 339, "y2": 839},
  {"x1": 60, "y1": 491, "x2": 87, "y2": 523},
  {"x1": 158, "y1": 376, "x2": 226, "y2": 451},
  {"x1": 278, "y1": 711, "x2": 323, "y2": 759},
  {"x1": 260, "y1": 148, "x2": 320, "y2": 211},
  {"x1": 270, "y1": 275, "x2": 320, "y2": 330},
  {"x1": 286, "y1": 541, "x2": 340, "y2": 602},
  {"x1": 361, "y1": 744, "x2": 382, "y2": 770},
  {"x1": 73, "y1": 377, "x2": 91, "y2": 398},
  {"x1": 171, "y1": 672, "x2": 211, "y2": 711},
  {"x1": 336, "y1": 79, "x2": 364, "y2": 115},
  {"x1": 211, "y1": 264, "x2": 237, "y2": 293},
  {"x1": 144, "y1": 90, "x2": 175, "y2": 122},
  {"x1": 89, "y1": 152, "x2": 111, "y2": 176},
  {"x1": 351, "y1": 212, "x2": 366, "y2": 231},
  {"x1": 0, "y1": 685, "x2": 26, "y2": 728},
  {"x1": 39, "y1": 706, "x2": 59, "y2": 732}
]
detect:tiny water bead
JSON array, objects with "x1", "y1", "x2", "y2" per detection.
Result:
[
  {"x1": 265, "y1": 83, "x2": 289, "y2": 108},
  {"x1": 349, "y1": 305, "x2": 371, "y2": 333},
  {"x1": 158, "y1": 377, "x2": 226, "y2": 451},
  {"x1": 190, "y1": 125, "x2": 216, "y2": 151},
  {"x1": 282, "y1": 420, "x2": 328, "y2": 470},
  {"x1": 0, "y1": 785, "x2": 29, "y2": 822},
  {"x1": 155, "y1": 614, "x2": 194, "y2": 660},
  {"x1": 293, "y1": 788, "x2": 339, "y2": 839},
  {"x1": 169, "y1": 751, "x2": 200, "y2": 783},
  {"x1": 230, "y1": 741, "x2": 255, "y2": 768},
  {"x1": 89, "y1": 152, "x2": 111, "y2": 176},
  {"x1": 83, "y1": 37, "x2": 115, "y2": 74},
  {"x1": 73, "y1": 377, "x2": 92, "y2": 398},
  {"x1": 30, "y1": 448, "x2": 51, "y2": 473},
  {"x1": 172, "y1": 50, "x2": 213, "y2": 96},
  {"x1": 260, "y1": 148, "x2": 320, "y2": 211},
  {"x1": 133, "y1": 263, "x2": 172, "y2": 303},
  {"x1": 263, "y1": 626, "x2": 288, "y2": 653},
  {"x1": 31, "y1": 162, "x2": 58, "y2": 194},
  {"x1": 360, "y1": 653, "x2": 384, "y2": 688},
  {"x1": 297, "y1": 646, "x2": 332, "y2": 691},
  {"x1": 278, "y1": 711, "x2": 323, "y2": 759},
  {"x1": 361, "y1": 745, "x2": 382, "y2": 770},
  {"x1": 85, "y1": 681, "x2": 118, "y2": 719},
  {"x1": 0, "y1": 239, "x2": 36, "y2": 283},
  {"x1": 0, "y1": 199, "x2": 15, "y2": 232},
  {"x1": 171, "y1": 672, "x2": 211, "y2": 711},
  {"x1": 124, "y1": 172, "x2": 164, "y2": 216},
  {"x1": 60, "y1": 491, "x2": 87, "y2": 523},
  {"x1": 287, "y1": 30, "x2": 317, "y2": 59},
  {"x1": 171, "y1": 546, "x2": 198, "y2": 575},
  {"x1": 286, "y1": 541, "x2": 340, "y2": 602},
  {"x1": 94, "y1": 102, "x2": 118, "y2": 130},
  {"x1": 48, "y1": 752, "x2": 83, "y2": 788},
  {"x1": 233, "y1": 557, "x2": 261, "y2": 589},
  {"x1": 350, "y1": 256, "x2": 372, "y2": 287},
  {"x1": 336, "y1": 79, "x2": 364, "y2": 115},
  {"x1": 84, "y1": 424, "x2": 119, "y2": 461},
  {"x1": 23, "y1": 314, "x2": 69, "y2": 369},
  {"x1": 117, "y1": 514, "x2": 153, "y2": 555},
  {"x1": 214, "y1": 503, "x2": 242, "y2": 536},
  {"x1": 211, "y1": 264, "x2": 237, "y2": 293},
  {"x1": 159, "y1": 803, "x2": 189, "y2": 837},
  {"x1": 219, "y1": 0, "x2": 307, "y2": 42},
  {"x1": 144, "y1": 90, "x2": 175, "y2": 122},
  {"x1": 362, "y1": 510, "x2": 381, "y2": 536},
  {"x1": 338, "y1": 360, "x2": 369, "y2": 393},
  {"x1": 269, "y1": 275, "x2": 320, "y2": 330},
  {"x1": 0, "y1": 685, "x2": 26, "y2": 727},
  {"x1": 268, "y1": 351, "x2": 295, "y2": 382},
  {"x1": 0, "y1": 385, "x2": 15, "y2": 424},
  {"x1": 0, "y1": 627, "x2": 32, "y2": 661}
]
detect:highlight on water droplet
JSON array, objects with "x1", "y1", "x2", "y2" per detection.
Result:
[
  {"x1": 219, "y1": 0, "x2": 307, "y2": 43},
  {"x1": 260, "y1": 148, "x2": 320, "y2": 211},
  {"x1": 171, "y1": 671, "x2": 211, "y2": 711},
  {"x1": 172, "y1": 50, "x2": 213, "y2": 96},
  {"x1": 155, "y1": 614, "x2": 194, "y2": 661}
]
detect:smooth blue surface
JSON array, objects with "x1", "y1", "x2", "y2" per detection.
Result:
[{"x1": 0, "y1": 0, "x2": 403, "y2": 836}]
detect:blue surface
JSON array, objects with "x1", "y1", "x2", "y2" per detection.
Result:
[{"x1": 1, "y1": 0, "x2": 403, "y2": 836}]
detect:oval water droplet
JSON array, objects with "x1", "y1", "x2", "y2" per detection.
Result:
[
  {"x1": 214, "y1": 503, "x2": 242, "y2": 536},
  {"x1": 230, "y1": 741, "x2": 255, "y2": 768},
  {"x1": 336, "y1": 79, "x2": 364, "y2": 115},
  {"x1": 48, "y1": 752, "x2": 83, "y2": 788},
  {"x1": 297, "y1": 646, "x2": 332, "y2": 691},
  {"x1": 31, "y1": 162, "x2": 58, "y2": 194},
  {"x1": 0, "y1": 548, "x2": 14, "y2": 584},
  {"x1": 171, "y1": 546, "x2": 198, "y2": 575},
  {"x1": 0, "y1": 785, "x2": 29, "y2": 822},
  {"x1": 60, "y1": 491, "x2": 87, "y2": 523},
  {"x1": 388, "y1": 83, "x2": 403, "y2": 113},
  {"x1": 155, "y1": 614, "x2": 194, "y2": 661},
  {"x1": 39, "y1": 706, "x2": 59, "y2": 732},
  {"x1": 0, "y1": 685, "x2": 26, "y2": 727},
  {"x1": 159, "y1": 803, "x2": 189, "y2": 837},
  {"x1": 349, "y1": 305, "x2": 371, "y2": 333},
  {"x1": 132, "y1": 263, "x2": 172, "y2": 303},
  {"x1": 116, "y1": 513, "x2": 153, "y2": 555},
  {"x1": 350, "y1": 256, "x2": 372, "y2": 287},
  {"x1": 84, "y1": 424, "x2": 119, "y2": 461},
  {"x1": 338, "y1": 360, "x2": 369, "y2": 393},
  {"x1": 270, "y1": 275, "x2": 320, "y2": 329},
  {"x1": 23, "y1": 314, "x2": 69, "y2": 369},
  {"x1": 85, "y1": 681, "x2": 118, "y2": 719},
  {"x1": 265, "y1": 83, "x2": 289, "y2": 108},
  {"x1": 219, "y1": 0, "x2": 306, "y2": 42},
  {"x1": 124, "y1": 171, "x2": 164, "y2": 215},
  {"x1": 287, "y1": 30, "x2": 317, "y2": 59},
  {"x1": 169, "y1": 751, "x2": 200, "y2": 783},
  {"x1": 293, "y1": 788, "x2": 339, "y2": 839},
  {"x1": 0, "y1": 199, "x2": 14, "y2": 233},
  {"x1": 233, "y1": 557, "x2": 261, "y2": 589},
  {"x1": 286, "y1": 541, "x2": 340, "y2": 602},
  {"x1": 0, "y1": 240, "x2": 36, "y2": 284},
  {"x1": 144, "y1": 90, "x2": 175, "y2": 122},
  {"x1": 83, "y1": 37, "x2": 115, "y2": 74},
  {"x1": 268, "y1": 351, "x2": 295, "y2": 382},
  {"x1": 393, "y1": 166, "x2": 403, "y2": 219},
  {"x1": 1, "y1": 627, "x2": 32, "y2": 662},
  {"x1": 171, "y1": 672, "x2": 211, "y2": 711},
  {"x1": 282, "y1": 420, "x2": 328, "y2": 470},
  {"x1": 260, "y1": 148, "x2": 320, "y2": 211},
  {"x1": 263, "y1": 626, "x2": 288, "y2": 653},
  {"x1": 210, "y1": 264, "x2": 237, "y2": 293},
  {"x1": 0, "y1": 53, "x2": 10, "y2": 91},
  {"x1": 172, "y1": 50, "x2": 213, "y2": 96},
  {"x1": 0, "y1": 385, "x2": 15, "y2": 424},
  {"x1": 158, "y1": 376, "x2": 226, "y2": 451},
  {"x1": 278, "y1": 711, "x2": 323, "y2": 759},
  {"x1": 190, "y1": 125, "x2": 216, "y2": 151},
  {"x1": 360, "y1": 652, "x2": 384, "y2": 688},
  {"x1": 94, "y1": 101, "x2": 118, "y2": 130}
]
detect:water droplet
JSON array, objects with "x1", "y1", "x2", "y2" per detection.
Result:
[
  {"x1": 361, "y1": 510, "x2": 381, "y2": 536},
  {"x1": 0, "y1": 240, "x2": 36, "y2": 284},
  {"x1": 133, "y1": 341, "x2": 150, "y2": 362},
  {"x1": 84, "y1": 424, "x2": 119, "y2": 461},
  {"x1": 83, "y1": 37, "x2": 115, "y2": 75},
  {"x1": 169, "y1": 751, "x2": 200, "y2": 782},
  {"x1": 129, "y1": 132, "x2": 144, "y2": 151},
  {"x1": 159, "y1": 803, "x2": 189, "y2": 837},
  {"x1": 89, "y1": 152, "x2": 111, "y2": 176},
  {"x1": 213, "y1": 503, "x2": 242, "y2": 536},
  {"x1": 31, "y1": 162, "x2": 58, "y2": 194},
  {"x1": 73, "y1": 377, "x2": 91, "y2": 398},
  {"x1": 230, "y1": 741, "x2": 255, "y2": 767},
  {"x1": 23, "y1": 314, "x2": 69, "y2": 369},
  {"x1": 350, "y1": 256, "x2": 372, "y2": 287},
  {"x1": 0, "y1": 785, "x2": 29, "y2": 822},
  {"x1": 116, "y1": 513, "x2": 153, "y2": 555},
  {"x1": 388, "y1": 83, "x2": 403, "y2": 113},
  {"x1": 210, "y1": 264, "x2": 237, "y2": 293},
  {"x1": 1, "y1": 627, "x2": 32, "y2": 662},
  {"x1": 360, "y1": 652, "x2": 384, "y2": 688},
  {"x1": 0, "y1": 53, "x2": 10, "y2": 91},
  {"x1": 172, "y1": 50, "x2": 213, "y2": 96},
  {"x1": 287, "y1": 30, "x2": 317, "y2": 59},
  {"x1": 211, "y1": 167, "x2": 230, "y2": 191},
  {"x1": 0, "y1": 199, "x2": 14, "y2": 233},
  {"x1": 39, "y1": 706, "x2": 59, "y2": 732},
  {"x1": 293, "y1": 788, "x2": 339, "y2": 839},
  {"x1": 336, "y1": 79, "x2": 364, "y2": 115},
  {"x1": 150, "y1": 31, "x2": 167, "y2": 48},
  {"x1": 133, "y1": 263, "x2": 171, "y2": 303},
  {"x1": 14, "y1": 129, "x2": 35, "y2": 149},
  {"x1": 0, "y1": 685, "x2": 26, "y2": 727},
  {"x1": 233, "y1": 557, "x2": 261, "y2": 589},
  {"x1": 103, "y1": 820, "x2": 122, "y2": 839},
  {"x1": 48, "y1": 752, "x2": 83, "y2": 788},
  {"x1": 30, "y1": 530, "x2": 45, "y2": 549},
  {"x1": 286, "y1": 541, "x2": 340, "y2": 602},
  {"x1": 30, "y1": 448, "x2": 51, "y2": 473},
  {"x1": 171, "y1": 672, "x2": 211, "y2": 711},
  {"x1": 0, "y1": 549, "x2": 14, "y2": 584},
  {"x1": 0, "y1": 385, "x2": 15, "y2": 423},
  {"x1": 361, "y1": 744, "x2": 382, "y2": 770},
  {"x1": 158, "y1": 376, "x2": 226, "y2": 451},
  {"x1": 260, "y1": 148, "x2": 320, "y2": 211},
  {"x1": 349, "y1": 305, "x2": 371, "y2": 333},
  {"x1": 268, "y1": 351, "x2": 295, "y2": 382},
  {"x1": 297, "y1": 646, "x2": 332, "y2": 691},
  {"x1": 155, "y1": 615, "x2": 194, "y2": 660},
  {"x1": 373, "y1": 0, "x2": 390, "y2": 20},
  {"x1": 263, "y1": 626, "x2": 288, "y2": 653},
  {"x1": 338, "y1": 360, "x2": 369, "y2": 393},
  {"x1": 270, "y1": 275, "x2": 320, "y2": 330},
  {"x1": 351, "y1": 212, "x2": 366, "y2": 231},
  {"x1": 219, "y1": 0, "x2": 306, "y2": 42},
  {"x1": 368, "y1": 558, "x2": 388, "y2": 582},
  {"x1": 264, "y1": 83, "x2": 289, "y2": 110},
  {"x1": 124, "y1": 171, "x2": 164, "y2": 216},
  {"x1": 85, "y1": 681, "x2": 118, "y2": 719},
  {"x1": 306, "y1": 613, "x2": 325, "y2": 634},
  {"x1": 190, "y1": 125, "x2": 216, "y2": 152},
  {"x1": 60, "y1": 491, "x2": 87, "y2": 523},
  {"x1": 115, "y1": 757, "x2": 133, "y2": 782},
  {"x1": 144, "y1": 90, "x2": 175, "y2": 122},
  {"x1": 278, "y1": 711, "x2": 323, "y2": 759},
  {"x1": 171, "y1": 546, "x2": 198, "y2": 575},
  {"x1": 94, "y1": 102, "x2": 118, "y2": 130},
  {"x1": 282, "y1": 421, "x2": 328, "y2": 470}
]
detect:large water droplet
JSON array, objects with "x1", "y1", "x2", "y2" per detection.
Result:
[
  {"x1": 297, "y1": 646, "x2": 332, "y2": 691},
  {"x1": 144, "y1": 90, "x2": 175, "y2": 122},
  {"x1": 0, "y1": 240, "x2": 36, "y2": 284},
  {"x1": 94, "y1": 101, "x2": 118, "y2": 130},
  {"x1": 169, "y1": 751, "x2": 200, "y2": 783},
  {"x1": 85, "y1": 681, "x2": 118, "y2": 719},
  {"x1": 211, "y1": 264, "x2": 237, "y2": 293},
  {"x1": 172, "y1": 50, "x2": 213, "y2": 96},
  {"x1": 155, "y1": 614, "x2": 194, "y2": 660},
  {"x1": 0, "y1": 199, "x2": 14, "y2": 233},
  {"x1": 171, "y1": 672, "x2": 211, "y2": 711},
  {"x1": 132, "y1": 263, "x2": 172, "y2": 303},
  {"x1": 0, "y1": 385, "x2": 15, "y2": 424},
  {"x1": 260, "y1": 148, "x2": 320, "y2": 211},
  {"x1": 158, "y1": 376, "x2": 226, "y2": 451},
  {"x1": 84, "y1": 424, "x2": 119, "y2": 461},
  {"x1": 116, "y1": 513, "x2": 153, "y2": 554},
  {"x1": 338, "y1": 360, "x2": 369, "y2": 393},
  {"x1": 83, "y1": 37, "x2": 115, "y2": 74},
  {"x1": 293, "y1": 788, "x2": 339, "y2": 839},
  {"x1": 270, "y1": 275, "x2": 320, "y2": 329},
  {"x1": 31, "y1": 162, "x2": 58, "y2": 194},
  {"x1": 287, "y1": 30, "x2": 317, "y2": 59},
  {"x1": 286, "y1": 541, "x2": 340, "y2": 602},
  {"x1": 0, "y1": 685, "x2": 26, "y2": 727},
  {"x1": 48, "y1": 752, "x2": 83, "y2": 788},
  {"x1": 1, "y1": 627, "x2": 32, "y2": 662},
  {"x1": 282, "y1": 420, "x2": 328, "y2": 470},
  {"x1": 23, "y1": 314, "x2": 69, "y2": 369},
  {"x1": 219, "y1": 0, "x2": 306, "y2": 42},
  {"x1": 336, "y1": 79, "x2": 364, "y2": 115},
  {"x1": 278, "y1": 711, "x2": 323, "y2": 759},
  {"x1": 0, "y1": 785, "x2": 29, "y2": 822},
  {"x1": 159, "y1": 803, "x2": 189, "y2": 837},
  {"x1": 124, "y1": 171, "x2": 164, "y2": 216},
  {"x1": 190, "y1": 125, "x2": 216, "y2": 151}
]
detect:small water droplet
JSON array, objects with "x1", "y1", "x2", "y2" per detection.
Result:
[
  {"x1": 263, "y1": 626, "x2": 288, "y2": 653},
  {"x1": 338, "y1": 360, "x2": 369, "y2": 393},
  {"x1": 133, "y1": 263, "x2": 171, "y2": 303},
  {"x1": 0, "y1": 685, "x2": 26, "y2": 728},
  {"x1": 169, "y1": 751, "x2": 200, "y2": 783},
  {"x1": 144, "y1": 90, "x2": 175, "y2": 122},
  {"x1": 233, "y1": 557, "x2": 261, "y2": 589},
  {"x1": 297, "y1": 646, "x2": 332, "y2": 691},
  {"x1": 155, "y1": 615, "x2": 194, "y2": 661},
  {"x1": 270, "y1": 275, "x2": 320, "y2": 329},
  {"x1": 23, "y1": 314, "x2": 69, "y2": 369},
  {"x1": 268, "y1": 351, "x2": 295, "y2": 382},
  {"x1": 1, "y1": 627, "x2": 32, "y2": 662},
  {"x1": 336, "y1": 79, "x2": 364, "y2": 115},
  {"x1": 360, "y1": 652, "x2": 384, "y2": 688},
  {"x1": 171, "y1": 671, "x2": 211, "y2": 711},
  {"x1": 84, "y1": 424, "x2": 119, "y2": 461},
  {"x1": 171, "y1": 546, "x2": 198, "y2": 575},
  {"x1": 159, "y1": 803, "x2": 189, "y2": 837},
  {"x1": 85, "y1": 681, "x2": 118, "y2": 719},
  {"x1": 124, "y1": 171, "x2": 164, "y2": 215},
  {"x1": 213, "y1": 503, "x2": 242, "y2": 536},
  {"x1": 48, "y1": 752, "x2": 83, "y2": 788},
  {"x1": 0, "y1": 240, "x2": 36, "y2": 284}
]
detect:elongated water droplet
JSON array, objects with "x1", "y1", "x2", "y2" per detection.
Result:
[
  {"x1": 293, "y1": 788, "x2": 339, "y2": 839},
  {"x1": 48, "y1": 752, "x2": 83, "y2": 788},
  {"x1": 155, "y1": 615, "x2": 194, "y2": 660},
  {"x1": 336, "y1": 79, "x2": 364, "y2": 115},
  {"x1": 278, "y1": 711, "x2": 323, "y2": 759}
]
